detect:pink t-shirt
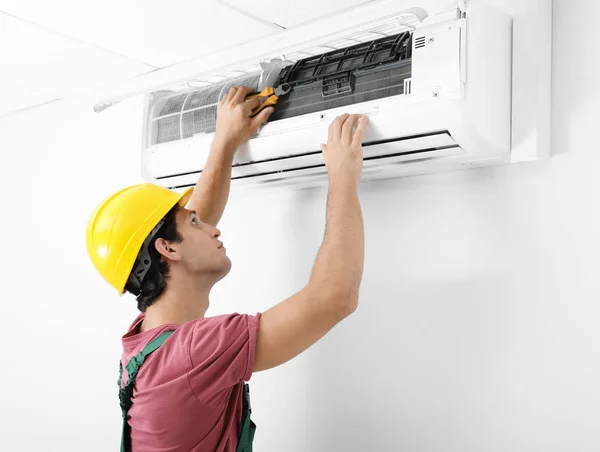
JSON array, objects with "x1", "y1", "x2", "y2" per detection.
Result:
[{"x1": 120, "y1": 312, "x2": 261, "y2": 452}]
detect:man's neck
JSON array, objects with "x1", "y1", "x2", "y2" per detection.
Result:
[{"x1": 140, "y1": 272, "x2": 214, "y2": 331}]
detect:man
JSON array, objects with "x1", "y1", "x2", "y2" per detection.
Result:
[{"x1": 86, "y1": 86, "x2": 368, "y2": 451}]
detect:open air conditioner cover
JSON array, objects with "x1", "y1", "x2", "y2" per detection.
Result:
[{"x1": 149, "y1": 31, "x2": 413, "y2": 147}]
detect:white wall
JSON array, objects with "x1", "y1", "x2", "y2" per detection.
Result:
[{"x1": 1, "y1": 1, "x2": 599, "y2": 450}]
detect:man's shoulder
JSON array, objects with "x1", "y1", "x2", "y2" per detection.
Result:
[
  {"x1": 186, "y1": 312, "x2": 261, "y2": 349},
  {"x1": 187, "y1": 312, "x2": 261, "y2": 329},
  {"x1": 122, "y1": 312, "x2": 261, "y2": 356}
]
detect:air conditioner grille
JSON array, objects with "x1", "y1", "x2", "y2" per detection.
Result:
[
  {"x1": 415, "y1": 36, "x2": 426, "y2": 48},
  {"x1": 182, "y1": 106, "x2": 218, "y2": 138},
  {"x1": 150, "y1": 74, "x2": 260, "y2": 145},
  {"x1": 156, "y1": 94, "x2": 188, "y2": 118},
  {"x1": 184, "y1": 88, "x2": 220, "y2": 110},
  {"x1": 270, "y1": 31, "x2": 413, "y2": 122},
  {"x1": 155, "y1": 116, "x2": 181, "y2": 144}
]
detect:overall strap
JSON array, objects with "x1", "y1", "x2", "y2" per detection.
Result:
[
  {"x1": 236, "y1": 383, "x2": 256, "y2": 452},
  {"x1": 118, "y1": 330, "x2": 175, "y2": 452}
]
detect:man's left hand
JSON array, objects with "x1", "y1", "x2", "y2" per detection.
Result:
[{"x1": 214, "y1": 86, "x2": 274, "y2": 152}]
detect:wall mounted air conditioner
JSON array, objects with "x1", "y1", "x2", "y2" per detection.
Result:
[{"x1": 141, "y1": 1, "x2": 515, "y2": 191}]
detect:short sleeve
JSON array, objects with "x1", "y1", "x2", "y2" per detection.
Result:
[{"x1": 186, "y1": 313, "x2": 261, "y2": 406}]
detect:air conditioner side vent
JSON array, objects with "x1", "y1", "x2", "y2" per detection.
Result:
[{"x1": 414, "y1": 36, "x2": 426, "y2": 48}]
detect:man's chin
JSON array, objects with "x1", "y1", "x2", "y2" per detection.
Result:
[
  {"x1": 224, "y1": 256, "x2": 232, "y2": 274},
  {"x1": 217, "y1": 257, "x2": 232, "y2": 280}
]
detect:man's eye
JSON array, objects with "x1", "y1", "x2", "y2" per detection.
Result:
[{"x1": 192, "y1": 216, "x2": 199, "y2": 225}]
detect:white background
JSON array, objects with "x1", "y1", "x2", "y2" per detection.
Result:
[{"x1": 0, "y1": 0, "x2": 599, "y2": 451}]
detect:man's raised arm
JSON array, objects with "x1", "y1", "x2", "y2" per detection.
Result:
[{"x1": 188, "y1": 86, "x2": 273, "y2": 226}]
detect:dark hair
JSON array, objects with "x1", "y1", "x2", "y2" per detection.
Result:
[{"x1": 124, "y1": 203, "x2": 183, "y2": 312}]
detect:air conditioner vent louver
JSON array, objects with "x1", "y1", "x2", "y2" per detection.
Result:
[
  {"x1": 415, "y1": 36, "x2": 426, "y2": 48},
  {"x1": 157, "y1": 131, "x2": 460, "y2": 187}
]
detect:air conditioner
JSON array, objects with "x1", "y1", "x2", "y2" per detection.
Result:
[{"x1": 141, "y1": 1, "x2": 513, "y2": 191}]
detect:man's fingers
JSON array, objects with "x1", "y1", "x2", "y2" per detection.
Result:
[
  {"x1": 223, "y1": 87, "x2": 236, "y2": 103},
  {"x1": 244, "y1": 96, "x2": 261, "y2": 112},
  {"x1": 352, "y1": 115, "x2": 369, "y2": 147},
  {"x1": 250, "y1": 107, "x2": 274, "y2": 129},
  {"x1": 330, "y1": 114, "x2": 350, "y2": 142},
  {"x1": 234, "y1": 86, "x2": 255, "y2": 104},
  {"x1": 342, "y1": 114, "x2": 359, "y2": 143},
  {"x1": 226, "y1": 87, "x2": 238, "y2": 103},
  {"x1": 320, "y1": 143, "x2": 327, "y2": 153},
  {"x1": 327, "y1": 120, "x2": 334, "y2": 144},
  {"x1": 220, "y1": 88, "x2": 233, "y2": 105}
]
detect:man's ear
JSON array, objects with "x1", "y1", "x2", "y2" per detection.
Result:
[{"x1": 154, "y1": 238, "x2": 182, "y2": 262}]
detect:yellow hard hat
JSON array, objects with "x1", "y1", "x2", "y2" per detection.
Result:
[{"x1": 86, "y1": 183, "x2": 193, "y2": 294}]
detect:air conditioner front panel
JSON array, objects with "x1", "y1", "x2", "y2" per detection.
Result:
[
  {"x1": 230, "y1": 131, "x2": 458, "y2": 178},
  {"x1": 144, "y1": 92, "x2": 464, "y2": 181},
  {"x1": 161, "y1": 139, "x2": 464, "y2": 191},
  {"x1": 156, "y1": 129, "x2": 463, "y2": 188}
]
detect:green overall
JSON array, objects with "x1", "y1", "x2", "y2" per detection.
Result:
[{"x1": 118, "y1": 331, "x2": 256, "y2": 452}]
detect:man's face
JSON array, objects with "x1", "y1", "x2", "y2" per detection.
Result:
[{"x1": 171, "y1": 208, "x2": 231, "y2": 279}]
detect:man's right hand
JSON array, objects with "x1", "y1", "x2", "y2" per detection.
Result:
[
  {"x1": 321, "y1": 114, "x2": 369, "y2": 188},
  {"x1": 214, "y1": 86, "x2": 274, "y2": 152}
]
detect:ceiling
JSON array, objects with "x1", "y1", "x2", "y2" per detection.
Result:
[{"x1": 0, "y1": 0, "x2": 376, "y2": 117}]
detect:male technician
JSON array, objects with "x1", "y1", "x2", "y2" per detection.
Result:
[{"x1": 86, "y1": 86, "x2": 368, "y2": 451}]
